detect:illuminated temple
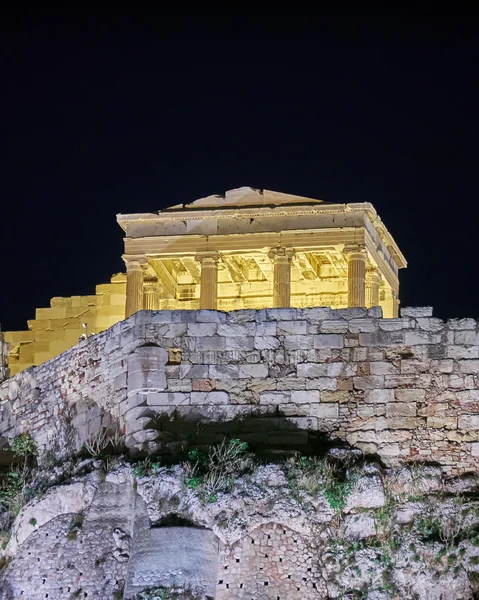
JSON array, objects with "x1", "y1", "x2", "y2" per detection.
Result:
[{"x1": 5, "y1": 187, "x2": 406, "y2": 375}]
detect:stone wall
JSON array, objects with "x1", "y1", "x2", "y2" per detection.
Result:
[
  {"x1": 0, "y1": 336, "x2": 8, "y2": 383},
  {"x1": 1, "y1": 306, "x2": 479, "y2": 474}
]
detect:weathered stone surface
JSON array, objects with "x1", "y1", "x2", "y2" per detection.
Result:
[{"x1": 2, "y1": 308, "x2": 479, "y2": 477}]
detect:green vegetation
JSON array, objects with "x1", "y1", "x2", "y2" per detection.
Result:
[
  {"x1": 285, "y1": 454, "x2": 362, "y2": 512},
  {"x1": 0, "y1": 433, "x2": 38, "y2": 518},
  {"x1": 66, "y1": 512, "x2": 84, "y2": 541},
  {"x1": 29, "y1": 517, "x2": 37, "y2": 527},
  {"x1": 182, "y1": 438, "x2": 253, "y2": 502}
]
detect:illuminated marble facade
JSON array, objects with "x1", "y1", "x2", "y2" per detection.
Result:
[
  {"x1": 119, "y1": 186, "x2": 406, "y2": 317},
  {"x1": 4, "y1": 187, "x2": 406, "y2": 374}
]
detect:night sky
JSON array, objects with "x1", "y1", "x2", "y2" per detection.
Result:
[{"x1": 1, "y1": 7, "x2": 478, "y2": 331}]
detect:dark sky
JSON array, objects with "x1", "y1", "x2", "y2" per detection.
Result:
[{"x1": 1, "y1": 6, "x2": 478, "y2": 331}]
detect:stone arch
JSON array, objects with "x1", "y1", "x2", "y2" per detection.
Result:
[
  {"x1": 216, "y1": 522, "x2": 327, "y2": 599},
  {"x1": 125, "y1": 496, "x2": 219, "y2": 599}
]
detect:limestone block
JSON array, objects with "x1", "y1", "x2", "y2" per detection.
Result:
[
  {"x1": 127, "y1": 346, "x2": 168, "y2": 394},
  {"x1": 394, "y1": 389, "x2": 426, "y2": 402},
  {"x1": 277, "y1": 320, "x2": 308, "y2": 335},
  {"x1": 386, "y1": 417, "x2": 423, "y2": 429},
  {"x1": 416, "y1": 317, "x2": 445, "y2": 332},
  {"x1": 435, "y1": 359, "x2": 454, "y2": 373},
  {"x1": 454, "y1": 330, "x2": 479, "y2": 345},
  {"x1": 265, "y1": 308, "x2": 298, "y2": 321},
  {"x1": 179, "y1": 364, "x2": 209, "y2": 379},
  {"x1": 456, "y1": 390, "x2": 479, "y2": 403},
  {"x1": 351, "y1": 347, "x2": 369, "y2": 361},
  {"x1": 448, "y1": 318, "x2": 477, "y2": 330},
  {"x1": 456, "y1": 359, "x2": 479, "y2": 374},
  {"x1": 314, "y1": 334, "x2": 344, "y2": 349},
  {"x1": 379, "y1": 443, "x2": 401, "y2": 457},
  {"x1": 254, "y1": 336, "x2": 281, "y2": 350},
  {"x1": 319, "y1": 320, "x2": 349, "y2": 333},
  {"x1": 209, "y1": 364, "x2": 239, "y2": 379},
  {"x1": 370, "y1": 362, "x2": 399, "y2": 375},
  {"x1": 300, "y1": 306, "x2": 333, "y2": 320},
  {"x1": 400, "y1": 306, "x2": 433, "y2": 317},
  {"x1": 471, "y1": 442, "x2": 479, "y2": 456},
  {"x1": 259, "y1": 391, "x2": 290, "y2": 405},
  {"x1": 458, "y1": 415, "x2": 479, "y2": 429},
  {"x1": 321, "y1": 390, "x2": 350, "y2": 403},
  {"x1": 145, "y1": 392, "x2": 189, "y2": 406},
  {"x1": 353, "y1": 376, "x2": 385, "y2": 390},
  {"x1": 446, "y1": 345, "x2": 479, "y2": 360},
  {"x1": 363, "y1": 389, "x2": 394, "y2": 404},
  {"x1": 418, "y1": 402, "x2": 448, "y2": 417},
  {"x1": 378, "y1": 318, "x2": 414, "y2": 331},
  {"x1": 291, "y1": 390, "x2": 320, "y2": 404},
  {"x1": 348, "y1": 318, "x2": 378, "y2": 333},
  {"x1": 297, "y1": 363, "x2": 328, "y2": 378},
  {"x1": 227, "y1": 309, "x2": 257, "y2": 323},
  {"x1": 238, "y1": 364, "x2": 268, "y2": 378},
  {"x1": 310, "y1": 403, "x2": 339, "y2": 418},
  {"x1": 359, "y1": 330, "x2": 405, "y2": 346},
  {"x1": 196, "y1": 336, "x2": 226, "y2": 351},
  {"x1": 357, "y1": 404, "x2": 385, "y2": 417},
  {"x1": 255, "y1": 321, "x2": 277, "y2": 336},
  {"x1": 195, "y1": 309, "x2": 227, "y2": 322},
  {"x1": 225, "y1": 336, "x2": 254, "y2": 351},
  {"x1": 427, "y1": 417, "x2": 457, "y2": 429},
  {"x1": 187, "y1": 322, "x2": 217, "y2": 336},
  {"x1": 167, "y1": 378, "x2": 192, "y2": 392},
  {"x1": 283, "y1": 335, "x2": 314, "y2": 350},
  {"x1": 334, "y1": 307, "x2": 368, "y2": 319},
  {"x1": 386, "y1": 403, "x2": 417, "y2": 417},
  {"x1": 368, "y1": 306, "x2": 383, "y2": 318},
  {"x1": 190, "y1": 391, "x2": 228, "y2": 405},
  {"x1": 217, "y1": 322, "x2": 256, "y2": 337},
  {"x1": 305, "y1": 378, "x2": 337, "y2": 390},
  {"x1": 404, "y1": 331, "x2": 441, "y2": 345}
]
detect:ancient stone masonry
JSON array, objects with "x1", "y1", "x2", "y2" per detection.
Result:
[
  {"x1": 1, "y1": 306, "x2": 479, "y2": 475},
  {"x1": 0, "y1": 336, "x2": 8, "y2": 383},
  {"x1": 3, "y1": 460, "x2": 479, "y2": 599}
]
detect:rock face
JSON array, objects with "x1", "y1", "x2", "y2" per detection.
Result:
[
  {"x1": 1, "y1": 458, "x2": 479, "y2": 599},
  {"x1": 0, "y1": 308, "x2": 479, "y2": 475}
]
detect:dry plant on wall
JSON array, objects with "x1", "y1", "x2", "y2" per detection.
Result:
[{"x1": 82, "y1": 428, "x2": 125, "y2": 458}]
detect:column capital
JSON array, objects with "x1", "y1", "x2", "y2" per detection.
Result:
[
  {"x1": 195, "y1": 251, "x2": 220, "y2": 264},
  {"x1": 123, "y1": 256, "x2": 147, "y2": 269},
  {"x1": 143, "y1": 275, "x2": 159, "y2": 291},
  {"x1": 366, "y1": 264, "x2": 382, "y2": 281},
  {"x1": 343, "y1": 244, "x2": 367, "y2": 260},
  {"x1": 268, "y1": 246, "x2": 295, "y2": 261}
]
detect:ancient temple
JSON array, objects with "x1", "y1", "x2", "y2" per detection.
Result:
[
  {"x1": 4, "y1": 187, "x2": 406, "y2": 374},
  {"x1": 119, "y1": 186, "x2": 405, "y2": 317}
]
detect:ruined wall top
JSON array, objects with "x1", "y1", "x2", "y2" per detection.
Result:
[{"x1": 1, "y1": 306, "x2": 479, "y2": 475}]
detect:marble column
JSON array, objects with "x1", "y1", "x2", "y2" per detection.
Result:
[
  {"x1": 143, "y1": 276, "x2": 161, "y2": 310},
  {"x1": 195, "y1": 252, "x2": 220, "y2": 310},
  {"x1": 268, "y1": 247, "x2": 295, "y2": 308},
  {"x1": 125, "y1": 260, "x2": 144, "y2": 318},
  {"x1": 343, "y1": 244, "x2": 367, "y2": 308},
  {"x1": 366, "y1": 266, "x2": 381, "y2": 308}
]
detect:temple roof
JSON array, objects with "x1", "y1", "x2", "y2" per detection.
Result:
[{"x1": 162, "y1": 187, "x2": 326, "y2": 211}]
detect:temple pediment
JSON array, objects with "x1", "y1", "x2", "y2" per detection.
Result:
[{"x1": 164, "y1": 186, "x2": 326, "y2": 211}]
